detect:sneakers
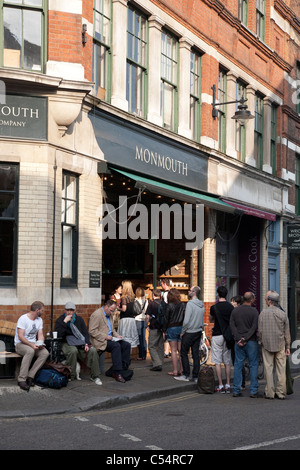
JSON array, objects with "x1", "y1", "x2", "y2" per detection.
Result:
[
  {"x1": 215, "y1": 384, "x2": 231, "y2": 393},
  {"x1": 174, "y1": 375, "x2": 190, "y2": 382},
  {"x1": 91, "y1": 377, "x2": 102, "y2": 385}
]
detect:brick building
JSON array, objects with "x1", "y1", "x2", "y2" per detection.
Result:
[{"x1": 0, "y1": 0, "x2": 299, "y2": 341}]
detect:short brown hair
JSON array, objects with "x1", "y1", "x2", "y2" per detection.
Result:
[
  {"x1": 31, "y1": 301, "x2": 44, "y2": 312},
  {"x1": 167, "y1": 288, "x2": 181, "y2": 304}
]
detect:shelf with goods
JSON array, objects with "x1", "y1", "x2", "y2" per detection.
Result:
[{"x1": 144, "y1": 274, "x2": 190, "y2": 301}]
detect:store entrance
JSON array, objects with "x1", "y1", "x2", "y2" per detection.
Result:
[{"x1": 101, "y1": 171, "x2": 195, "y2": 302}]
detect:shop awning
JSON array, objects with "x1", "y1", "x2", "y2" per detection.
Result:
[
  {"x1": 112, "y1": 168, "x2": 237, "y2": 214},
  {"x1": 222, "y1": 199, "x2": 276, "y2": 221}
]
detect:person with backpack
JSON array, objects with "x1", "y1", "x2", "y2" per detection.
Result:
[
  {"x1": 134, "y1": 287, "x2": 148, "y2": 360},
  {"x1": 174, "y1": 286, "x2": 204, "y2": 382},
  {"x1": 145, "y1": 289, "x2": 165, "y2": 371}
]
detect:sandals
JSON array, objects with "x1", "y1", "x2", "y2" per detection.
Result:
[{"x1": 168, "y1": 372, "x2": 181, "y2": 376}]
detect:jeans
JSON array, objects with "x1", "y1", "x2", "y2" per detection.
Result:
[
  {"x1": 233, "y1": 340, "x2": 259, "y2": 395},
  {"x1": 180, "y1": 331, "x2": 202, "y2": 379},
  {"x1": 136, "y1": 320, "x2": 147, "y2": 359}
]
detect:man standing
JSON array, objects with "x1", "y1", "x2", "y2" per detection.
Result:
[
  {"x1": 175, "y1": 286, "x2": 204, "y2": 382},
  {"x1": 14, "y1": 301, "x2": 49, "y2": 391},
  {"x1": 230, "y1": 292, "x2": 259, "y2": 397},
  {"x1": 89, "y1": 300, "x2": 131, "y2": 383},
  {"x1": 209, "y1": 286, "x2": 234, "y2": 393},
  {"x1": 160, "y1": 278, "x2": 171, "y2": 358},
  {"x1": 55, "y1": 302, "x2": 102, "y2": 385},
  {"x1": 145, "y1": 289, "x2": 164, "y2": 371},
  {"x1": 258, "y1": 290, "x2": 291, "y2": 399}
]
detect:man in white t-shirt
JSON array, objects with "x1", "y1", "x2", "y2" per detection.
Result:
[{"x1": 14, "y1": 301, "x2": 49, "y2": 391}]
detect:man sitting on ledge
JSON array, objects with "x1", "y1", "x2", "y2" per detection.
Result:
[{"x1": 89, "y1": 300, "x2": 131, "y2": 383}]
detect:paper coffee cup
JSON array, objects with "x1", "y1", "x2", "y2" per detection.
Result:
[{"x1": 52, "y1": 331, "x2": 58, "y2": 339}]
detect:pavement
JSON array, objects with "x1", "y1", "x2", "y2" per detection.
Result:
[{"x1": 0, "y1": 354, "x2": 299, "y2": 419}]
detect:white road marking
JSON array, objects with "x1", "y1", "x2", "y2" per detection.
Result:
[
  {"x1": 146, "y1": 445, "x2": 163, "y2": 450},
  {"x1": 94, "y1": 424, "x2": 113, "y2": 431},
  {"x1": 234, "y1": 434, "x2": 300, "y2": 450},
  {"x1": 120, "y1": 434, "x2": 142, "y2": 442},
  {"x1": 74, "y1": 417, "x2": 89, "y2": 422}
]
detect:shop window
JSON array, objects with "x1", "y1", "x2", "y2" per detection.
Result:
[
  {"x1": 238, "y1": 0, "x2": 248, "y2": 25},
  {"x1": 0, "y1": 163, "x2": 18, "y2": 286},
  {"x1": 216, "y1": 212, "x2": 240, "y2": 300},
  {"x1": 254, "y1": 93, "x2": 264, "y2": 169},
  {"x1": 256, "y1": 0, "x2": 265, "y2": 41},
  {"x1": 218, "y1": 67, "x2": 227, "y2": 153},
  {"x1": 93, "y1": 0, "x2": 112, "y2": 101},
  {"x1": 268, "y1": 220, "x2": 280, "y2": 293},
  {"x1": 235, "y1": 80, "x2": 247, "y2": 162},
  {"x1": 161, "y1": 29, "x2": 178, "y2": 132},
  {"x1": 61, "y1": 172, "x2": 79, "y2": 287},
  {"x1": 126, "y1": 5, "x2": 148, "y2": 118},
  {"x1": 190, "y1": 49, "x2": 201, "y2": 142},
  {"x1": 1, "y1": 0, "x2": 46, "y2": 72}
]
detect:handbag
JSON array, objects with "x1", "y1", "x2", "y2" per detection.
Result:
[
  {"x1": 43, "y1": 360, "x2": 72, "y2": 380},
  {"x1": 197, "y1": 366, "x2": 215, "y2": 394},
  {"x1": 286, "y1": 357, "x2": 294, "y2": 395},
  {"x1": 214, "y1": 303, "x2": 235, "y2": 350}
]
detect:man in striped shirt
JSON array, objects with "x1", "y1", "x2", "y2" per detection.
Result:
[{"x1": 258, "y1": 291, "x2": 291, "y2": 399}]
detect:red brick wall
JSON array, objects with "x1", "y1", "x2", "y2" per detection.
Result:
[{"x1": 0, "y1": 304, "x2": 99, "y2": 336}]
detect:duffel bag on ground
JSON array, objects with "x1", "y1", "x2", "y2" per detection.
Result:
[
  {"x1": 34, "y1": 368, "x2": 68, "y2": 389},
  {"x1": 197, "y1": 366, "x2": 215, "y2": 394}
]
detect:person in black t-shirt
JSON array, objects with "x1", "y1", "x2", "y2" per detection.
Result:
[
  {"x1": 145, "y1": 289, "x2": 164, "y2": 371},
  {"x1": 209, "y1": 286, "x2": 234, "y2": 393}
]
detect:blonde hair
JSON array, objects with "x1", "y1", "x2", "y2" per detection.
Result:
[{"x1": 122, "y1": 280, "x2": 135, "y2": 301}]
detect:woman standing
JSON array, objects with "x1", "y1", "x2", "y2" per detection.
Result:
[
  {"x1": 163, "y1": 288, "x2": 185, "y2": 376},
  {"x1": 110, "y1": 283, "x2": 122, "y2": 329},
  {"x1": 134, "y1": 287, "x2": 148, "y2": 360},
  {"x1": 117, "y1": 280, "x2": 139, "y2": 348}
]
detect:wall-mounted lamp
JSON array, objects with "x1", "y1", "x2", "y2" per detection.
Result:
[
  {"x1": 82, "y1": 24, "x2": 87, "y2": 45},
  {"x1": 211, "y1": 84, "x2": 254, "y2": 125}
]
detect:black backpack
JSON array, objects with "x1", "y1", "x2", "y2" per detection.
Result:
[{"x1": 157, "y1": 299, "x2": 166, "y2": 330}]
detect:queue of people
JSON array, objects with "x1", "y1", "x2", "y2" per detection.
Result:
[{"x1": 12, "y1": 282, "x2": 292, "y2": 400}]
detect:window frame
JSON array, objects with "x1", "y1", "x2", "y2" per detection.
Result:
[
  {"x1": 126, "y1": 4, "x2": 148, "y2": 118},
  {"x1": 160, "y1": 29, "x2": 179, "y2": 132},
  {"x1": 0, "y1": 162, "x2": 19, "y2": 286},
  {"x1": 296, "y1": 154, "x2": 300, "y2": 216},
  {"x1": 256, "y1": 0, "x2": 265, "y2": 41},
  {"x1": 270, "y1": 104, "x2": 277, "y2": 176},
  {"x1": 238, "y1": 0, "x2": 248, "y2": 25},
  {"x1": 235, "y1": 80, "x2": 247, "y2": 161},
  {"x1": 254, "y1": 93, "x2": 264, "y2": 168},
  {"x1": 0, "y1": 0, "x2": 47, "y2": 72},
  {"x1": 190, "y1": 49, "x2": 201, "y2": 142},
  {"x1": 93, "y1": 0, "x2": 112, "y2": 102},
  {"x1": 218, "y1": 67, "x2": 227, "y2": 153},
  {"x1": 60, "y1": 171, "x2": 79, "y2": 288}
]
